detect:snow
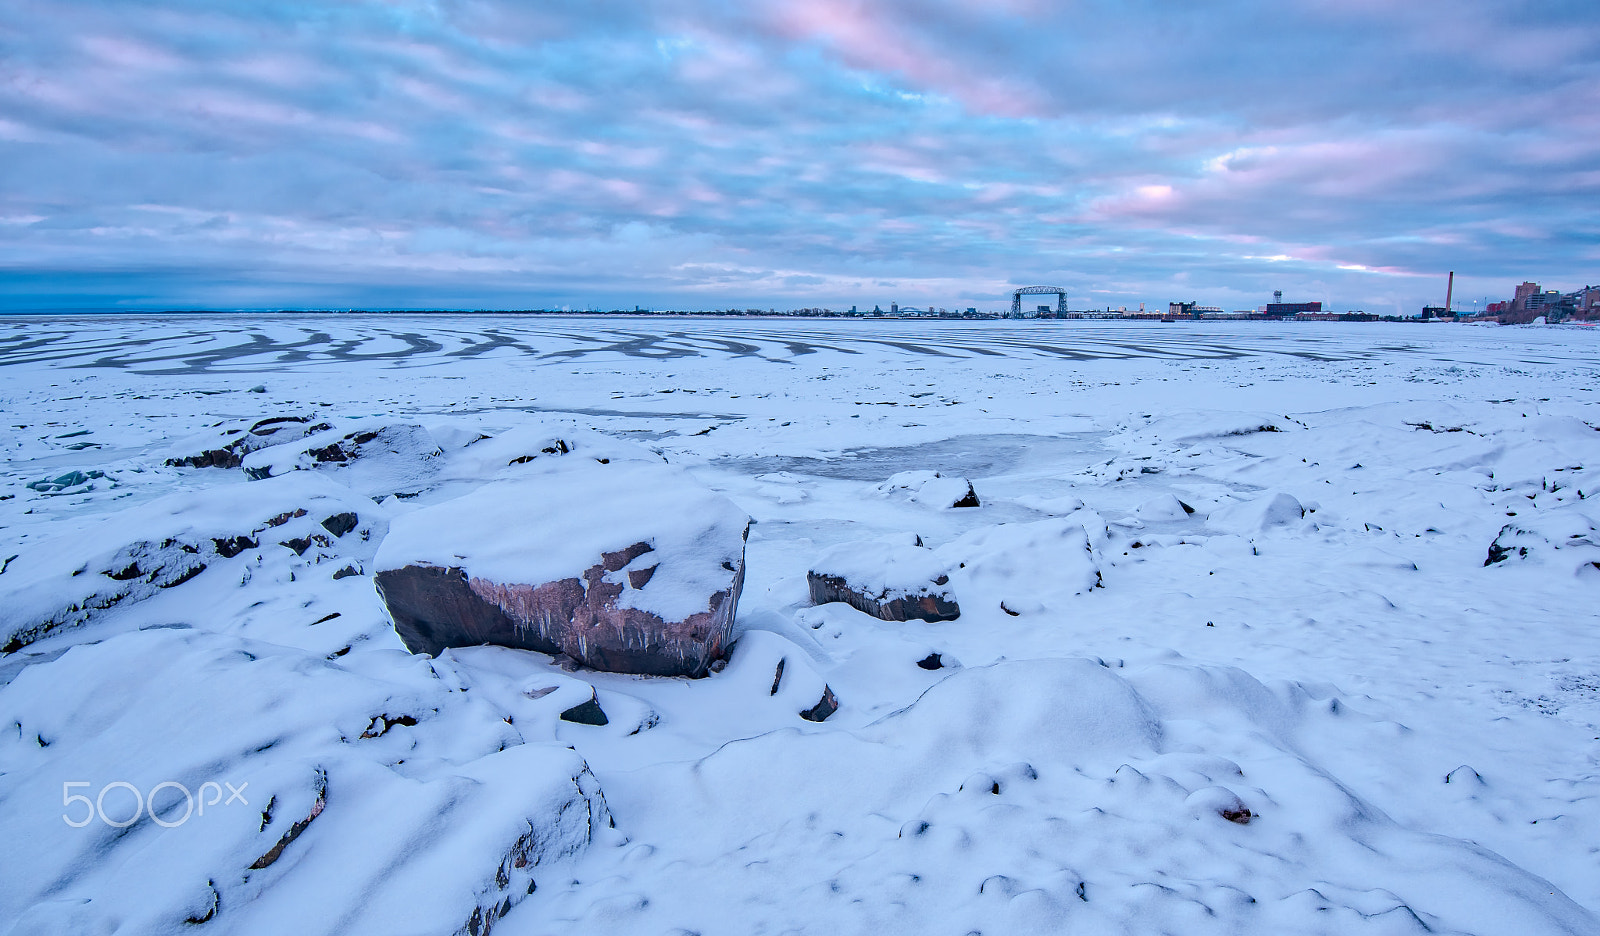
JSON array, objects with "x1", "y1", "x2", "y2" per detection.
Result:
[{"x1": 2, "y1": 316, "x2": 1600, "y2": 935}]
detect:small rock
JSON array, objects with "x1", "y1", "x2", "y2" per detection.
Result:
[
  {"x1": 1185, "y1": 786, "x2": 1255, "y2": 825},
  {"x1": 560, "y1": 692, "x2": 609, "y2": 726},
  {"x1": 211, "y1": 535, "x2": 258, "y2": 559},
  {"x1": 321, "y1": 512, "x2": 360, "y2": 537},
  {"x1": 1135, "y1": 494, "x2": 1195, "y2": 522},
  {"x1": 799, "y1": 685, "x2": 839, "y2": 722},
  {"x1": 878, "y1": 470, "x2": 981, "y2": 509}
]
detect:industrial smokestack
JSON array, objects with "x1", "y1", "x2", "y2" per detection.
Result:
[{"x1": 1446, "y1": 272, "x2": 1454, "y2": 314}]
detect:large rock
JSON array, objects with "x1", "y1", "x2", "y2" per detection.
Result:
[
  {"x1": 807, "y1": 534, "x2": 960, "y2": 622},
  {"x1": 374, "y1": 461, "x2": 749, "y2": 677}
]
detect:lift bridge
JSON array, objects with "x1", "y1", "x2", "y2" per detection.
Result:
[{"x1": 1011, "y1": 285, "x2": 1068, "y2": 317}]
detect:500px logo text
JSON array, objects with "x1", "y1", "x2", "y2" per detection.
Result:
[{"x1": 63, "y1": 780, "x2": 249, "y2": 828}]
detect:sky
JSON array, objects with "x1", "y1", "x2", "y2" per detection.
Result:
[{"x1": 2, "y1": 0, "x2": 1597, "y2": 315}]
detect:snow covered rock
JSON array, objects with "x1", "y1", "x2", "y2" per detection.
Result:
[
  {"x1": 807, "y1": 533, "x2": 960, "y2": 622},
  {"x1": 374, "y1": 460, "x2": 749, "y2": 677},
  {"x1": 1131, "y1": 410, "x2": 1293, "y2": 446},
  {"x1": 431, "y1": 647, "x2": 662, "y2": 739},
  {"x1": 720, "y1": 630, "x2": 842, "y2": 722},
  {"x1": 0, "y1": 628, "x2": 611, "y2": 936},
  {"x1": 808, "y1": 520, "x2": 1101, "y2": 623},
  {"x1": 242, "y1": 421, "x2": 443, "y2": 498},
  {"x1": 1134, "y1": 493, "x2": 1195, "y2": 522},
  {"x1": 940, "y1": 518, "x2": 1102, "y2": 619},
  {"x1": 1205, "y1": 491, "x2": 1305, "y2": 534},
  {"x1": 877, "y1": 470, "x2": 980, "y2": 508},
  {"x1": 0, "y1": 474, "x2": 378, "y2": 653},
  {"x1": 430, "y1": 424, "x2": 659, "y2": 481},
  {"x1": 165, "y1": 415, "x2": 332, "y2": 469},
  {"x1": 1484, "y1": 504, "x2": 1600, "y2": 572}
]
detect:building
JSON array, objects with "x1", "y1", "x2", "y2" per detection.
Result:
[
  {"x1": 1264, "y1": 301, "x2": 1323, "y2": 317},
  {"x1": 1497, "y1": 281, "x2": 1600, "y2": 323},
  {"x1": 1506, "y1": 281, "x2": 1560, "y2": 316}
]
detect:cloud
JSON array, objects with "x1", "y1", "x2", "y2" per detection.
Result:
[{"x1": 0, "y1": 0, "x2": 1596, "y2": 311}]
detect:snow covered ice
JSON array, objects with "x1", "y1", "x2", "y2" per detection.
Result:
[{"x1": 1, "y1": 316, "x2": 1599, "y2": 935}]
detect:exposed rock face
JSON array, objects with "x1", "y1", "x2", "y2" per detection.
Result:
[
  {"x1": 374, "y1": 466, "x2": 750, "y2": 677},
  {"x1": 377, "y1": 547, "x2": 744, "y2": 678}
]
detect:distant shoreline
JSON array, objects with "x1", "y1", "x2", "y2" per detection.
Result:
[{"x1": 0, "y1": 308, "x2": 1500, "y2": 324}]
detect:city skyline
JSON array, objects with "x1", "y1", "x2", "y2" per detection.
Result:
[{"x1": 2, "y1": 1, "x2": 1597, "y2": 314}]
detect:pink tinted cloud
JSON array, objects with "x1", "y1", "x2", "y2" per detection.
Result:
[
  {"x1": 1083, "y1": 132, "x2": 1454, "y2": 230},
  {"x1": 761, "y1": 0, "x2": 1044, "y2": 116}
]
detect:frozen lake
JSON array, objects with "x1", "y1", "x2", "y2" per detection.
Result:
[
  {"x1": 2, "y1": 315, "x2": 1598, "y2": 935},
  {"x1": 5, "y1": 314, "x2": 1597, "y2": 374}
]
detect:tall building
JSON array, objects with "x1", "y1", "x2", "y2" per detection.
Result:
[{"x1": 1511, "y1": 282, "x2": 1541, "y2": 313}]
